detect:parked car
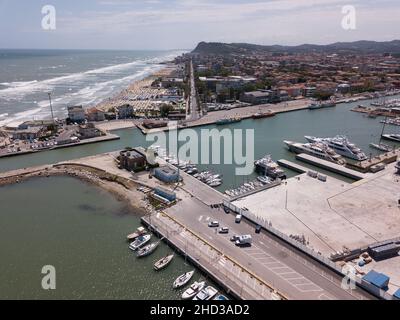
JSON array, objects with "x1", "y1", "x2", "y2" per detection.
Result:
[
  {"x1": 208, "y1": 221, "x2": 220, "y2": 228},
  {"x1": 218, "y1": 227, "x2": 229, "y2": 234},
  {"x1": 230, "y1": 235, "x2": 240, "y2": 242},
  {"x1": 255, "y1": 225, "x2": 262, "y2": 234},
  {"x1": 235, "y1": 235, "x2": 253, "y2": 247},
  {"x1": 235, "y1": 215, "x2": 242, "y2": 223}
]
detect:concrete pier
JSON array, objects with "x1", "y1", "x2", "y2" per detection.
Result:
[
  {"x1": 295, "y1": 153, "x2": 367, "y2": 180},
  {"x1": 277, "y1": 159, "x2": 310, "y2": 174},
  {"x1": 141, "y1": 212, "x2": 283, "y2": 300}
]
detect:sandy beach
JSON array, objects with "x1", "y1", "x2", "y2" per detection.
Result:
[{"x1": 94, "y1": 65, "x2": 178, "y2": 114}]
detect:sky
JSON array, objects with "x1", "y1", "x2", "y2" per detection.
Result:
[{"x1": 0, "y1": 0, "x2": 399, "y2": 50}]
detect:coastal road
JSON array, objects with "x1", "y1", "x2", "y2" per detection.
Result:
[
  {"x1": 166, "y1": 196, "x2": 376, "y2": 300},
  {"x1": 186, "y1": 60, "x2": 200, "y2": 122}
]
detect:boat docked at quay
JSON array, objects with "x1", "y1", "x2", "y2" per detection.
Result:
[
  {"x1": 154, "y1": 255, "x2": 174, "y2": 271},
  {"x1": 216, "y1": 117, "x2": 242, "y2": 125},
  {"x1": 173, "y1": 271, "x2": 195, "y2": 289},
  {"x1": 304, "y1": 136, "x2": 367, "y2": 161},
  {"x1": 254, "y1": 155, "x2": 286, "y2": 179},
  {"x1": 382, "y1": 133, "x2": 400, "y2": 143},
  {"x1": 193, "y1": 286, "x2": 218, "y2": 301},
  {"x1": 181, "y1": 281, "x2": 206, "y2": 300},
  {"x1": 284, "y1": 140, "x2": 346, "y2": 165},
  {"x1": 252, "y1": 110, "x2": 276, "y2": 119},
  {"x1": 308, "y1": 100, "x2": 336, "y2": 110},
  {"x1": 129, "y1": 234, "x2": 151, "y2": 251},
  {"x1": 136, "y1": 241, "x2": 160, "y2": 258},
  {"x1": 126, "y1": 227, "x2": 147, "y2": 241}
]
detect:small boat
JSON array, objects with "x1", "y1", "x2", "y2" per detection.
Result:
[
  {"x1": 173, "y1": 271, "x2": 195, "y2": 289},
  {"x1": 181, "y1": 281, "x2": 206, "y2": 300},
  {"x1": 208, "y1": 180, "x2": 222, "y2": 188},
  {"x1": 127, "y1": 227, "x2": 147, "y2": 241},
  {"x1": 154, "y1": 255, "x2": 174, "y2": 271},
  {"x1": 136, "y1": 242, "x2": 159, "y2": 258},
  {"x1": 369, "y1": 143, "x2": 392, "y2": 152},
  {"x1": 214, "y1": 294, "x2": 229, "y2": 301},
  {"x1": 252, "y1": 110, "x2": 276, "y2": 119},
  {"x1": 193, "y1": 286, "x2": 218, "y2": 300},
  {"x1": 257, "y1": 175, "x2": 271, "y2": 184},
  {"x1": 129, "y1": 234, "x2": 151, "y2": 251}
]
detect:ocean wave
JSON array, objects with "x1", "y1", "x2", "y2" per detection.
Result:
[{"x1": 0, "y1": 50, "x2": 185, "y2": 125}]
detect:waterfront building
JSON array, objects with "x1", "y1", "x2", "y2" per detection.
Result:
[
  {"x1": 154, "y1": 166, "x2": 180, "y2": 183},
  {"x1": 78, "y1": 123, "x2": 103, "y2": 139},
  {"x1": 68, "y1": 106, "x2": 86, "y2": 123},
  {"x1": 116, "y1": 104, "x2": 134, "y2": 119},
  {"x1": 119, "y1": 149, "x2": 147, "y2": 172},
  {"x1": 303, "y1": 86, "x2": 317, "y2": 97},
  {"x1": 12, "y1": 126, "x2": 47, "y2": 140},
  {"x1": 240, "y1": 90, "x2": 275, "y2": 104},
  {"x1": 86, "y1": 107, "x2": 105, "y2": 122}
]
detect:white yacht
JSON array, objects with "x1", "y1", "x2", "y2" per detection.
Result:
[
  {"x1": 382, "y1": 133, "x2": 400, "y2": 143},
  {"x1": 284, "y1": 140, "x2": 346, "y2": 165},
  {"x1": 305, "y1": 136, "x2": 367, "y2": 161},
  {"x1": 182, "y1": 281, "x2": 206, "y2": 300},
  {"x1": 254, "y1": 155, "x2": 286, "y2": 179}
]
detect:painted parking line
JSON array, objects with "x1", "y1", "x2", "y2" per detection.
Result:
[
  {"x1": 295, "y1": 283, "x2": 323, "y2": 292},
  {"x1": 273, "y1": 267, "x2": 295, "y2": 274},
  {"x1": 263, "y1": 261, "x2": 284, "y2": 268},
  {"x1": 287, "y1": 278, "x2": 312, "y2": 285},
  {"x1": 279, "y1": 272, "x2": 301, "y2": 279}
]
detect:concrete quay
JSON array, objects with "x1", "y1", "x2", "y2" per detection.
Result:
[
  {"x1": 295, "y1": 153, "x2": 368, "y2": 180},
  {"x1": 141, "y1": 212, "x2": 282, "y2": 300}
]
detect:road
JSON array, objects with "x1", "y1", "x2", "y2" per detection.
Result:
[
  {"x1": 186, "y1": 60, "x2": 201, "y2": 122},
  {"x1": 166, "y1": 195, "x2": 376, "y2": 300}
]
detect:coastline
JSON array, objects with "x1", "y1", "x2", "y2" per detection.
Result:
[{"x1": 0, "y1": 163, "x2": 149, "y2": 216}]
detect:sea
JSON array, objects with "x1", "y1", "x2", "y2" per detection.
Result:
[{"x1": 0, "y1": 49, "x2": 186, "y2": 127}]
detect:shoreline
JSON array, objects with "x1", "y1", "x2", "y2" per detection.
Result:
[{"x1": 0, "y1": 163, "x2": 149, "y2": 216}]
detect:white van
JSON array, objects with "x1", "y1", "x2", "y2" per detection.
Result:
[
  {"x1": 235, "y1": 235, "x2": 252, "y2": 246},
  {"x1": 235, "y1": 214, "x2": 242, "y2": 223}
]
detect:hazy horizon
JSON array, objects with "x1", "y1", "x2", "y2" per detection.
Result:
[{"x1": 1, "y1": 0, "x2": 399, "y2": 50}]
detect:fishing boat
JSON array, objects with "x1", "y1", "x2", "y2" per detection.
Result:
[
  {"x1": 136, "y1": 242, "x2": 160, "y2": 258},
  {"x1": 193, "y1": 286, "x2": 218, "y2": 300},
  {"x1": 154, "y1": 255, "x2": 174, "y2": 271},
  {"x1": 173, "y1": 271, "x2": 195, "y2": 289},
  {"x1": 126, "y1": 227, "x2": 147, "y2": 241},
  {"x1": 181, "y1": 281, "x2": 206, "y2": 300},
  {"x1": 308, "y1": 100, "x2": 336, "y2": 110},
  {"x1": 382, "y1": 134, "x2": 400, "y2": 143},
  {"x1": 129, "y1": 234, "x2": 151, "y2": 251}
]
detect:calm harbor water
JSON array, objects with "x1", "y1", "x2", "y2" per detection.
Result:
[
  {"x1": 1, "y1": 96, "x2": 399, "y2": 299},
  {"x1": 0, "y1": 176, "x2": 211, "y2": 300},
  {"x1": 1, "y1": 95, "x2": 399, "y2": 188}
]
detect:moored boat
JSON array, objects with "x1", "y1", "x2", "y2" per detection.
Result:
[
  {"x1": 127, "y1": 227, "x2": 147, "y2": 241},
  {"x1": 216, "y1": 117, "x2": 242, "y2": 125},
  {"x1": 173, "y1": 271, "x2": 195, "y2": 289},
  {"x1": 154, "y1": 254, "x2": 174, "y2": 271},
  {"x1": 305, "y1": 135, "x2": 367, "y2": 161},
  {"x1": 284, "y1": 140, "x2": 346, "y2": 165},
  {"x1": 252, "y1": 110, "x2": 275, "y2": 119},
  {"x1": 214, "y1": 294, "x2": 229, "y2": 301},
  {"x1": 129, "y1": 234, "x2": 151, "y2": 251},
  {"x1": 193, "y1": 286, "x2": 218, "y2": 300},
  {"x1": 136, "y1": 242, "x2": 159, "y2": 258},
  {"x1": 382, "y1": 134, "x2": 400, "y2": 143},
  {"x1": 254, "y1": 155, "x2": 286, "y2": 178},
  {"x1": 181, "y1": 281, "x2": 206, "y2": 300}
]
